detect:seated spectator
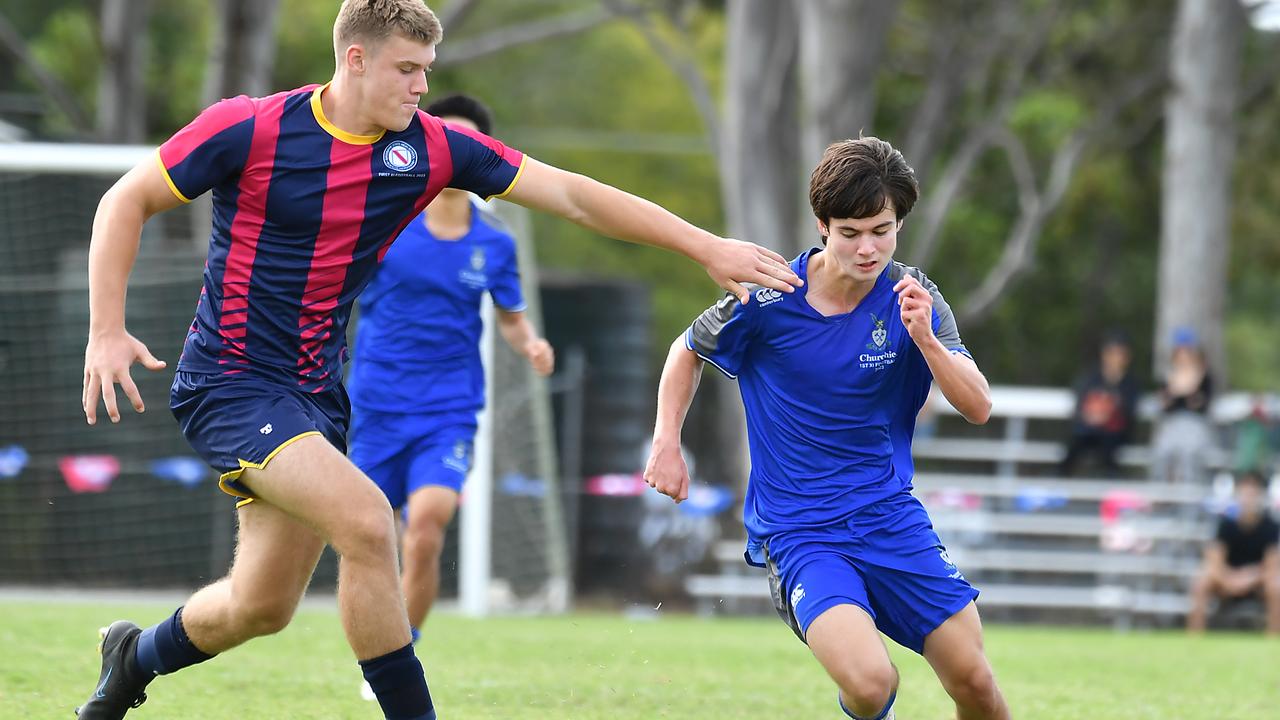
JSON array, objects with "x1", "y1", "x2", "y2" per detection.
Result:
[
  {"x1": 1234, "y1": 393, "x2": 1277, "y2": 474},
  {"x1": 1151, "y1": 328, "x2": 1215, "y2": 485},
  {"x1": 1059, "y1": 331, "x2": 1139, "y2": 477},
  {"x1": 1186, "y1": 469, "x2": 1279, "y2": 634}
]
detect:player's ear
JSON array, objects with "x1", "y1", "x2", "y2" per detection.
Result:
[
  {"x1": 345, "y1": 44, "x2": 367, "y2": 75},
  {"x1": 816, "y1": 218, "x2": 829, "y2": 237}
]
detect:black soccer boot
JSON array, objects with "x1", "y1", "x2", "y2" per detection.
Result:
[{"x1": 75, "y1": 621, "x2": 151, "y2": 719}]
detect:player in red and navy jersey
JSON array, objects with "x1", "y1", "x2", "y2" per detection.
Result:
[{"x1": 76, "y1": 2, "x2": 801, "y2": 719}]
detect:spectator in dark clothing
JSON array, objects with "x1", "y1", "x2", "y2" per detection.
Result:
[
  {"x1": 1059, "y1": 333, "x2": 1139, "y2": 477},
  {"x1": 1187, "y1": 469, "x2": 1279, "y2": 634},
  {"x1": 1151, "y1": 328, "x2": 1215, "y2": 485}
]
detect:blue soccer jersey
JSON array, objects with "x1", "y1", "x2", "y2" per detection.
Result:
[
  {"x1": 347, "y1": 204, "x2": 525, "y2": 416},
  {"x1": 686, "y1": 249, "x2": 969, "y2": 561}
]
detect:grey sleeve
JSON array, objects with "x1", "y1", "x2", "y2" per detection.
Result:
[
  {"x1": 686, "y1": 287, "x2": 758, "y2": 378},
  {"x1": 899, "y1": 265, "x2": 967, "y2": 352},
  {"x1": 688, "y1": 291, "x2": 744, "y2": 356}
]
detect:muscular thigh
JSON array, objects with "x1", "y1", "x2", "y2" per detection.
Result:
[
  {"x1": 806, "y1": 603, "x2": 894, "y2": 683},
  {"x1": 922, "y1": 601, "x2": 992, "y2": 687},
  {"x1": 229, "y1": 500, "x2": 326, "y2": 602},
  {"x1": 238, "y1": 434, "x2": 393, "y2": 542}
]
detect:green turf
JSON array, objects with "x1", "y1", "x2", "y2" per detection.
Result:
[{"x1": 1, "y1": 599, "x2": 1276, "y2": 719}]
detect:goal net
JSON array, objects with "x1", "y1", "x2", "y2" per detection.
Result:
[{"x1": 0, "y1": 144, "x2": 569, "y2": 613}]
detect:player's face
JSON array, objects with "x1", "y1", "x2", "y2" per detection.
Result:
[
  {"x1": 1237, "y1": 481, "x2": 1265, "y2": 514},
  {"x1": 365, "y1": 34, "x2": 436, "y2": 132},
  {"x1": 818, "y1": 206, "x2": 900, "y2": 283}
]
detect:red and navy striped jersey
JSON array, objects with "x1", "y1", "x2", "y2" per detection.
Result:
[{"x1": 157, "y1": 83, "x2": 525, "y2": 393}]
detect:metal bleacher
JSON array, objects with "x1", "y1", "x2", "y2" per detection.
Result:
[{"x1": 685, "y1": 386, "x2": 1256, "y2": 629}]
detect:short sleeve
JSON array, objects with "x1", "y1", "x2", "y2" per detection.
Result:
[
  {"x1": 918, "y1": 270, "x2": 970, "y2": 358},
  {"x1": 685, "y1": 291, "x2": 759, "y2": 379},
  {"x1": 489, "y1": 232, "x2": 526, "y2": 312},
  {"x1": 156, "y1": 96, "x2": 255, "y2": 203},
  {"x1": 442, "y1": 123, "x2": 526, "y2": 201}
]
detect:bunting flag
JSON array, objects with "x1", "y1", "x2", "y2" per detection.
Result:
[
  {"x1": 59, "y1": 455, "x2": 121, "y2": 494},
  {"x1": 499, "y1": 473, "x2": 547, "y2": 498},
  {"x1": 1014, "y1": 487, "x2": 1069, "y2": 513},
  {"x1": 584, "y1": 473, "x2": 648, "y2": 497},
  {"x1": 677, "y1": 485, "x2": 735, "y2": 517},
  {"x1": 150, "y1": 456, "x2": 209, "y2": 488},
  {"x1": 0, "y1": 445, "x2": 29, "y2": 479}
]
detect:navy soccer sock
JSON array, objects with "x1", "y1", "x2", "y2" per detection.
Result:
[
  {"x1": 134, "y1": 606, "x2": 215, "y2": 677},
  {"x1": 359, "y1": 643, "x2": 436, "y2": 720}
]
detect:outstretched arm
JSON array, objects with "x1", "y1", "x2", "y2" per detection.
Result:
[
  {"x1": 83, "y1": 158, "x2": 180, "y2": 425},
  {"x1": 496, "y1": 309, "x2": 554, "y2": 377},
  {"x1": 503, "y1": 159, "x2": 802, "y2": 304},
  {"x1": 644, "y1": 335, "x2": 704, "y2": 503}
]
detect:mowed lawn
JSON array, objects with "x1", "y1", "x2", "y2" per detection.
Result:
[{"x1": 1, "y1": 598, "x2": 1277, "y2": 719}]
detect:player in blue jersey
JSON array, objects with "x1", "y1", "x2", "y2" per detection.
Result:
[
  {"x1": 645, "y1": 137, "x2": 1010, "y2": 720},
  {"x1": 76, "y1": 1, "x2": 800, "y2": 717},
  {"x1": 347, "y1": 94, "x2": 553, "y2": 698}
]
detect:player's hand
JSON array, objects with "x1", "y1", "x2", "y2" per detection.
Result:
[
  {"x1": 703, "y1": 237, "x2": 802, "y2": 304},
  {"x1": 83, "y1": 329, "x2": 167, "y2": 425},
  {"x1": 643, "y1": 436, "x2": 690, "y2": 503},
  {"x1": 893, "y1": 274, "x2": 935, "y2": 345},
  {"x1": 524, "y1": 338, "x2": 554, "y2": 377}
]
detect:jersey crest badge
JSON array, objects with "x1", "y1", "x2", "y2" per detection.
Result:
[
  {"x1": 382, "y1": 141, "x2": 418, "y2": 173},
  {"x1": 869, "y1": 314, "x2": 888, "y2": 350}
]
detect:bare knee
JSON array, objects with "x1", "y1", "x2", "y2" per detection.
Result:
[
  {"x1": 831, "y1": 660, "x2": 897, "y2": 716},
  {"x1": 946, "y1": 662, "x2": 1001, "y2": 713},
  {"x1": 331, "y1": 496, "x2": 397, "y2": 561},
  {"x1": 231, "y1": 593, "x2": 299, "y2": 637},
  {"x1": 1265, "y1": 581, "x2": 1280, "y2": 603},
  {"x1": 403, "y1": 520, "x2": 446, "y2": 562}
]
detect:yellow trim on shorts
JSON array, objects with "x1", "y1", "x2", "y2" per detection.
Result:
[
  {"x1": 155, "y1": 150, "x2": 193, "y2": 204},
  {"x1": 217, "y1": 430, "x2": 323, "y2": 504},
  {"x1": 487, "y1": 154, "x2": 527, "y2": 201}
]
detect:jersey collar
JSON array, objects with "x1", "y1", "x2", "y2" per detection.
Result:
[{"x1": 311, "y1": 83, "x2": 386, "y2": 145}]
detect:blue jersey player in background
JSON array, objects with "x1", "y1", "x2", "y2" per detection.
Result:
[
  {"x1": 347, "y1": 94, "x2": 554, "y2": 699},
  {"x1": 645, "y1": 138, "x2": 1010, "y2": 720}
]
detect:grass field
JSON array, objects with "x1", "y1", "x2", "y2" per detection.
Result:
[{"x1": 1, "y1": 598, "x2": 1277, "y2": 719}]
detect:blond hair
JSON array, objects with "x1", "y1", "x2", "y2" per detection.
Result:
[{"x1": 333, "y1": 0, "x2": 442, "y2": 55}]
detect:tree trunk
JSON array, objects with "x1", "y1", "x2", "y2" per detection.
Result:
[
  {"x1": 711, "y1": 0, "x2": 800, "y2": 492},
  {"x1": 795, "y1": 0, "x2": 900, "y2": 168},
  {"x1": 722, "y1": 0, "x2": 800, "y2": 252},
  {"x1": 192, "y1": 0, "x2": 281, "y2": 253},
  {"x1": 1156, "y1": 0, "x2": 1245, "y2": 380},
  {"x1": 96, "y1": 0, "x2": 150, "y2": 142},
  {"x1": 202, "y1": 0, "x2": 281, "y2": 105}
]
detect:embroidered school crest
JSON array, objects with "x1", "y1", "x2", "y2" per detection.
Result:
[{"x1": 869, "y1": 314, "x2": 888, "y2": 350}]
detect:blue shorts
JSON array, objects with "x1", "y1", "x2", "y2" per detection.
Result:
[
  {"x1": 347, "y1": 408, "x2": 477, "y2": 509},
  {"x1": 170, "y1": 371, "x2": 349, "y2": 506},
  {"x1": 763, "y1": 492, "x2": 978, "y2": 654}
]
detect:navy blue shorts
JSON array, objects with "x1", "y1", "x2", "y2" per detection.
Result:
[
  {"x1": 763, "y1": 492, "x2": 978, "y2": 654},
  {"x1": 170, "y1": 371, "x2": 350, "y2": 506},
  {"x1": 347, "y1": 408, "x2": 476, "y2": 509}
]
